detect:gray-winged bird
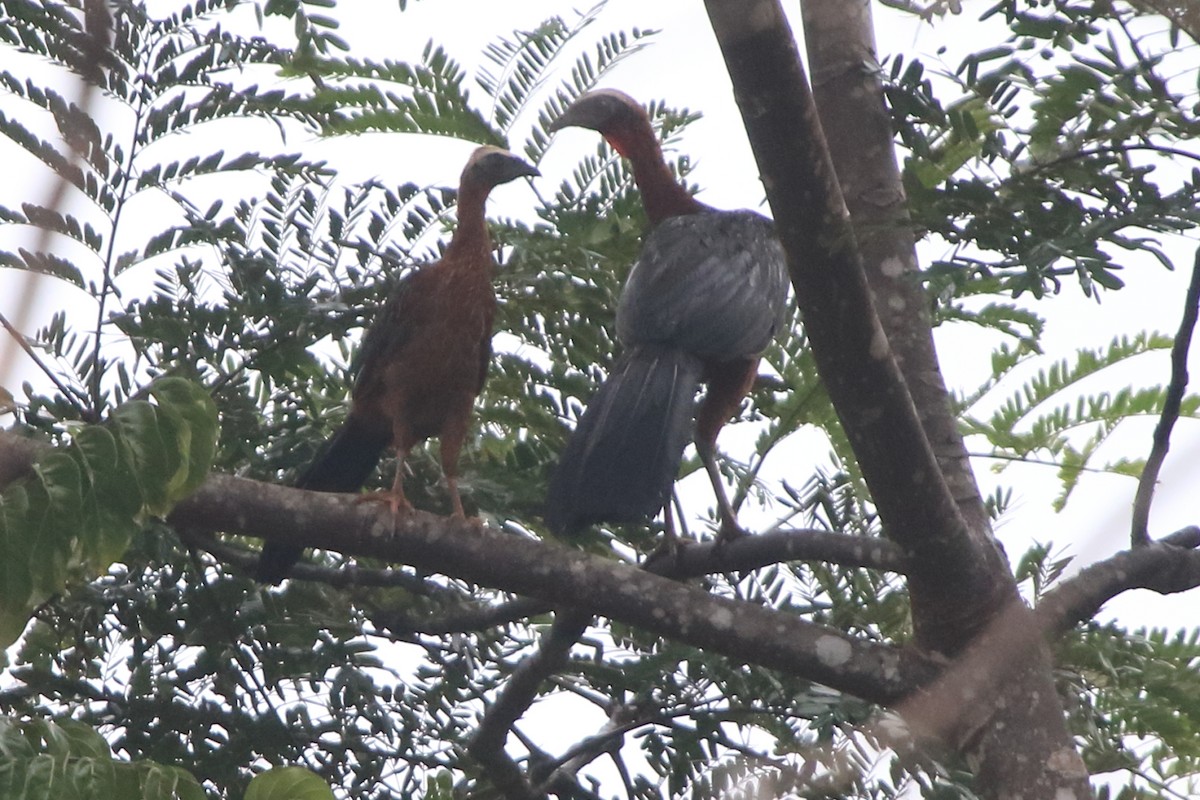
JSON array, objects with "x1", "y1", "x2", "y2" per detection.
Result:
[{"x1": 544, "y1": 89, "x2": 789, "y2": 542}]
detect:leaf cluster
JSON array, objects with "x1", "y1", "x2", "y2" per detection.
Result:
[
  {"x1": 0, "y1": 378, "x2": 216, "y2": 649},
  {"x1": 0, "y1": 717, "x2": 205, "y2": 800},
  {"x1": 1061, "y1": 625, "x2": 1200, "y2": 798},
  {"x1": 885, "y1": 0, "x2": 1200, "y2": 300},
  {"x1": 960, "y1": 332, "x2": 1199, "y2": 509}
]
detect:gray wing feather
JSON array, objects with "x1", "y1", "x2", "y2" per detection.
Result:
[{"x1": 616, "y1": 210, "x2": 789, "y2": 358}]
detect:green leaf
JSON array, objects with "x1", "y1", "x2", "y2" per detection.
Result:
[
  {"x1": 0, "y1": 378, "x2": 216, "y2": 649},
  {"x1": 0, "y1": 484, "x2": 33, "y2": 646},
  {"x1": 72, "y1": 426, "x2": 141, "y2": 565},
  {"x1": 27, "y1": 451, "x2": 81, "y2": 599},
  {"x1": 149, "y1": 377, "x2": 218, "y2": 496},
  {"x1": 110, "y1": 400, "x2": 177, "y2": 517},
  {"x1": 246, "y1": 766, "x2": 336, "y2": 800},
  {"x1": 0, "y1": 718, "x2": 206, "y2": 800}
]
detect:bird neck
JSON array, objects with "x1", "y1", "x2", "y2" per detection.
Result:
[
  {"x1": 446, "y1": 182, "x2": 493, "y2": 261},
  {"x1": 614, "y1": 129, "x2": 707, "y2": 225}
]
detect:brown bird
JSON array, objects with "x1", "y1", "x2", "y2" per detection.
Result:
[
  {"x1": 256, "y1": 145, "x2": 539, "y2": 583},
  {"x1": 544, "y1": 89, "x2": 789, "y2": 542}
]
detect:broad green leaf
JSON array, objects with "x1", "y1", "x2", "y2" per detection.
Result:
[
  {"x1": 27, "y1": 452, "x2": 81, "y2": 599},
  {"x1": 149, "y1": 377, "x2": 219, "y2": 496},
  {"x1": 110, "y1": 400, "x2": 177, "y2": 517},
  {"x1": 246, "y1": 766, "x2": 336, "y2": 800},
  {"x1": 72, "y1": 426, "x2": 141, "y2": 564}
]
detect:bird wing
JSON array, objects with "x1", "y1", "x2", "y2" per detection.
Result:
[
  {"x1": 349, "y1": 267, "x2": 434, "y2": 398},
  {"x1": 616, "y1": 210, "x2": 789, "y2": 359}
]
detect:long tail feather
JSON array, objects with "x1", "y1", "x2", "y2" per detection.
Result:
[
  {"x1": 544, "y1": 345, "x2": 701, "y2": 535},
  {"x1": 255, "y1": 413, "x2": 389, "y2": 583}
]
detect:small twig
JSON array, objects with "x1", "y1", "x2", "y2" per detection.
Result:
[
  {"x1": 0, "y1": 310, "x2": 93, "y2": 421},
  {"x1": 334, "y1": 237, "x2": 418, "y2": 270},
  {"x1": 534, "y1": 716, "x2": 647, "y2": 783},
  {"x1": 971, "y1": 450, "x2": 1122, "y2": 475},
  {"x1": 1131, "y1": 246, "x2": 1200, "y2": 546},
  {"x1": 81, "y1": 1, "x2": 117, "y2": 420}
]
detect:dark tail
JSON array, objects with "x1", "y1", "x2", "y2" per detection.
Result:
[
  {"x1": 544, "y1": 344, "x2": 702, "y2": 536},
  {"x1": 255, "y1": 412, "x2": 390, "y2": 584}
]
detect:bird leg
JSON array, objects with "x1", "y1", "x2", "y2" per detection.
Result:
[
  {"x1": 646, "y1": 490, "x2": 690, "y2": 570},
  {"x1": 439, "y1": 409, "x2": 482, "y2": 528},
  {"x1": 358, "y1": 442, "x2": 414, "y2": 515},
  {"x1": 697, "y1": 438, "x2": 746, "y2": 545},
  {"x1": 661, "y1": 493, "x2": 680, "y2": 555},
  {"x1": 696, "y1": 358, "x2": 759, "y2": 545},
  {"x1": 445, "y1": 473, "x2": 466, "y2": 518}
]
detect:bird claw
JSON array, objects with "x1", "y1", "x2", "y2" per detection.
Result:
[
  {"x1": 646, "y1": 533, "x2": 691, "y2": 574},
  {"x1": 356, "y1": 491, "x2": 413, "y2": 516},
  {"x1": 451, "y1": 511, "x2": 485, "y2": 531},
  {"x1": 713, "y1": 519, "x2": 747, "y2": 557}
]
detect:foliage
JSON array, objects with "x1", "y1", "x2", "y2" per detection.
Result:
[
  {"x1": 0, "y1": 1, "x2": 1196, "y2": 799},
  {"x1": 1061, "y1": 625, "x2": 1200, "y2": 797},
  {"x1": 887, "y1": 0, "x2": 1200, "y2": 301},
  {"x1": 0, "y1": 717, "x2": 206, "y2": 800},
  {"x1": 884, "y1": 0, "x2": 1200, "y2": 503},
  {"x1": 245, "y1": 766, "x2": 336, "y2": 800},
  {"x1": 0, "y1": 377, "x2": 216, "y2": 649},
  {"x1": 960, "y1": 332, "x2": 1200, "y2": 509}
]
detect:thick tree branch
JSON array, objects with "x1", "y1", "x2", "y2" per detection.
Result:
[
  {"x1": 167, "y1": 474, "x2": 930, "y2": 704},
  {"x1": 188, "y1": 514, "x2": 907, "y2": 633},
  {"x1": 1130, "y1": 247, "x2": 1200, "y2": 546},
  {"x1": 1040, "y1": 526, "x2": 1200, "y2": 632},
  {"x1": 703, "y1": 0, "x2": 1010, "y2": 655},
  {"x1": 385, "y1": 521, "x2": 911, "y2": 792},
  {"x1": 458, "y1": 528, "x2": 909, "y2": 797},
  {"x1": 892, "y1": 526, "x2": 1200, "y2": 783},
  {"x1": 645, "y1": 527, "x2": 908, "y2": 575},
  {"x1": 800, "y1": 0, "x2": 993, "y2": 542},
  {"x1": 7, "y1": 431, "x2": 1200, "y2": 795}
]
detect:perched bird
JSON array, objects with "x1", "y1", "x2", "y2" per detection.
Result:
[
  {"x1": 544, "y1": 89, "x2": 789, "y2": 542},
  {"x1": 255, "y1": 145, "x2": 539, "y2": 583}
]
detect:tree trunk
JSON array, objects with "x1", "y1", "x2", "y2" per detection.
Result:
[
  {"x1": 800, "y1": 0, "x2": 993, "y2": 543},
  {"x1": 703, "y1": 0, "x2": 1092, "y2": 795}
]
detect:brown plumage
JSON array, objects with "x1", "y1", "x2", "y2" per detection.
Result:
[
  {"x1": 256, "y1": 146, "x2": 538, "y2": 583},
  {"x1": 544, "y1": 89, "x2": 789, "y2": 541}
]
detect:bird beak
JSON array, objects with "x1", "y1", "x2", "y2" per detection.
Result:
[
  {"x1": 548, "y1": 103, "x2": 593, "y2": 134},
  {"x1": 500, "y1": 153, "x2": 539, "y2": 182}
]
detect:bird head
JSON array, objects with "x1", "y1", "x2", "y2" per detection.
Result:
[
  {"x1": 548, "y1": 89, "x2": 651, "y2": 158},
  {"x1": 463, "y1": 145, "x2": 540, "y2": 188}
]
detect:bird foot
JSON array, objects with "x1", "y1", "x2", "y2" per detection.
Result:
[
  {"x1": 713, "y1": 519, "x2": 747, "y2": 557},
  {"x1": 646, "y1": 533, "x2": 691, "y2": 575},
  {"x1": 356, "y1": 490, "x2": 414, "y2": 516},
  {"x1": 451, "y1": 511, "x2": 485, "y2": 531}
]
